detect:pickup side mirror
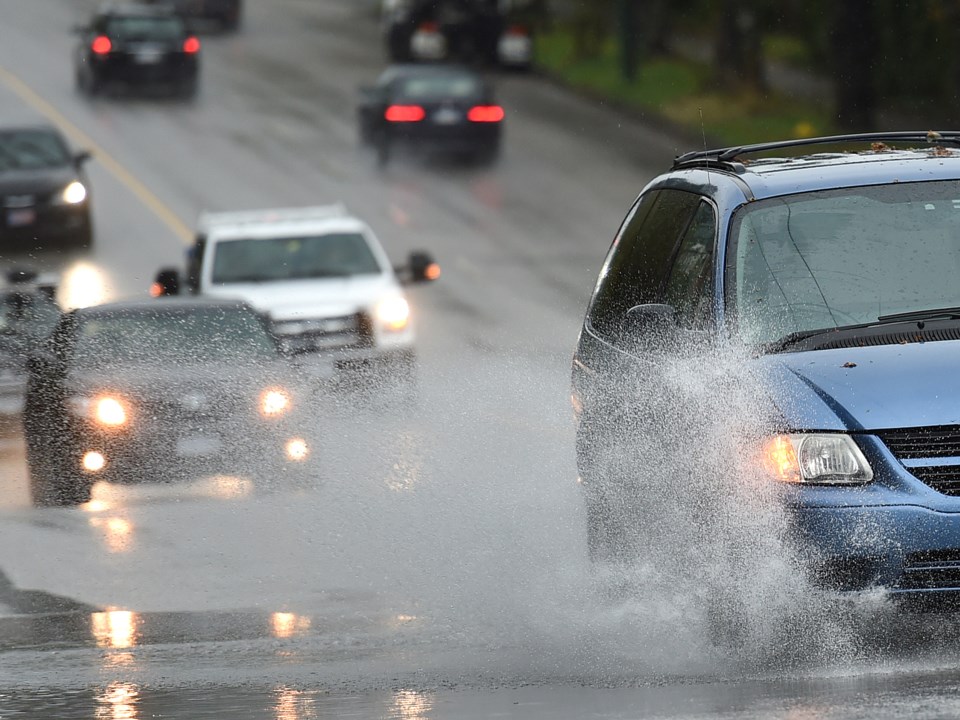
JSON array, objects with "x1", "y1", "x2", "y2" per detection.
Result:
[
  {"x1": 151, "y1": 268, "x2": 182, "y2": 297},
  {"x1": 402, "y1": 251, "x2": 440, "y2": 284}
]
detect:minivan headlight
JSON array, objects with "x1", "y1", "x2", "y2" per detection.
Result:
[{"x1": 761, "y1": 433, "x2": 873, "y2": 485}]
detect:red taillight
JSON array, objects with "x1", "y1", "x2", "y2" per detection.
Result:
[
  {"x1": 418, "y1": 21, "x2": 440, "y2": 33},
  {"x1": 467, "y1": 105, "x2": 505, "y2": 123},
  {"x1": 91, "y1": 36, "x2": 112, "y2": 55},
  {"x1": 506, "y1": 25, "x2": 529, "y2": 36},
  {"x1": 385, "y1": 105, "x2": 426, "y2": 122},
  {"x1": 183, "y1": 36, "x2": 201, "y2": 54}
]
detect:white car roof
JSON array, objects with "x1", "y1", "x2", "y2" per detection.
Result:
[{"x1": 200, "y1": 204, "x2": 371, "y2": 241}]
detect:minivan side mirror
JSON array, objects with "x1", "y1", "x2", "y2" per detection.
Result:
[
  {"x1": 151, "y1": 268, "x2": 182, "y2": 297},
  {"x1": 398, "y1": 251, "x2": 440, "y2": 284}
]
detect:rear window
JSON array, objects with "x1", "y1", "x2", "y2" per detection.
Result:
[
  {"x1": 0, "y1": 130, "x2": 70, "y2": 171},
  {"x1": 72, "y1": 307, "x2": 277, "y2": 367},
  {"x1": 105, "y1": 15, "x2": 185, "y2": 40},
  {"x1": 396, "y1": 75, "x2": 482, "y2": 101}
]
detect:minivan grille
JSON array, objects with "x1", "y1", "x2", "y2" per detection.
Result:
[{"x1": 877, "y1": 425, "x2": 960, "y2": 496}]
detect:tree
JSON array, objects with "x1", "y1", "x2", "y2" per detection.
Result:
[{"x1": 832, "y1": 0, "x2": 876, "y2": 130}]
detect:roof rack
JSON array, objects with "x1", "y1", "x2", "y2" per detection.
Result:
[
  {"x1": 198, "y1": 204, "x2": 349, "y2": 231},
  {"x1": 673, "y1": 131, "x2": 960, "y2": 171}
]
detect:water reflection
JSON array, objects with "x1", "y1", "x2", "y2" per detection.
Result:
[
  {"x1": 271, "y1": 612, "x2": 311, "y2": 639},
  {"x1": 95, "y1": 682, "x2": 141, "y2": 720},
  {"x1": 273, "y1": 686, "x2": 317, "y2": 720},
  {"x1": 390, "y1": 690, "x2": 434, "y2": 720},
  {"x1": 60, "y1": 261, "x2": 111, "y2": 309},
  {"x1": 88, "y1": 515, "x2": 135, "y2": 553},
  {"x1": 385, "y1": 430, "x2": 426, "y2": 492},
  {"x1": 91, "y1": 609, "x2": 139, "y2": 649}
]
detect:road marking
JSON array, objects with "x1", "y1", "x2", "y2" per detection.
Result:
[{"x1": 0, "y1": 64, "x2": 193, "y2": 244}]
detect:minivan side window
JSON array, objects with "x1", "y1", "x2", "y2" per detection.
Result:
[
  {"x1": 663, "y1": 201, "x2": 717, "y2": 330},
  {"x1": 588, "y1": 189, "x2": 702, "y2": 338}
]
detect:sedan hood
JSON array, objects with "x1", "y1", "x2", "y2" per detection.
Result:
[
  {"x1": 762, "y1": 340, "x2": 960, "y2": 432},
  {"x1": 203, "y1": 275, "x2": 398, "y2": 320},
  {"x1": 0, "y1": 167, "x2": 77, "y2": 198}
]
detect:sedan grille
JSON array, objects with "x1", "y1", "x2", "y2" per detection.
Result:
[
  {"x1": 878, "y1": 425, "x2": 960, "y2": 496},
  {"x1": 898, "y1": 550, "x2": 960, "y2": 590}
]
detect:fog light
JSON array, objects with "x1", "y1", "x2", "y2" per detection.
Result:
[
  {"x1": 82, "y1": 451, "x2": 106, "y2": 473},
  {"x1": 285, "y1": 438, "x2": 309, "y2": 462}
]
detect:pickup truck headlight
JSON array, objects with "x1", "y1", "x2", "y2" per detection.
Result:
[
  {"x1": 375, "y1": 296, "x2": 410, "y2": 332},
  {"x1": 762, "y1": 433, "x2": 873, "y2": 485}
]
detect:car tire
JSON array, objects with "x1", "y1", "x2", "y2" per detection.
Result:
[
  {"x1": 376, "y1": 138, "x2": 391, "y2": 168},
  {"x1": 474, "y1": 144, "x2": 500, "y2": 167},
  {"x1": 75, "y1": 215, "x2": 94, "y2": 250},
  {"x1": 179, "y1": 79, "x2": 198, "y2": 100},
  {"x1": 78, "y1": 67, "x2": 100, "y2": 97}
]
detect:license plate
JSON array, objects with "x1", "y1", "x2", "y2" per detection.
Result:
[
  {"x1": 175, "y1": 435, "x2": 221, "y2": 457},
  {"x1": 6, "y1": 209, "x2": 36, "y2": 227},
  {"x1": 135, "y1": 50, "x2": 164, "y2": 64},
  {"x1": 433, "y1": 108, "x2": 462, "y2": 125}
]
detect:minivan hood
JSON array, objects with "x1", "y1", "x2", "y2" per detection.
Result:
[
  {"x1": 764, "y1": 340, "x2": 960, "y2": 432},
  {"x1": 202, "y1": 275, "x2": 397, "y2": 320}
]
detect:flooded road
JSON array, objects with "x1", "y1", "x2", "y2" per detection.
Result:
[{"x1": 4, "y1": 0, "x2": 960, "y2": 718}]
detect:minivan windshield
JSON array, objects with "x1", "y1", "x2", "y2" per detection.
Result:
[
  {"x1": 728, "y1": 181, "x2": 960, "y2": 346},
  {"x1": 210, "y1": 233, "x2": 382, "y2": 284}
]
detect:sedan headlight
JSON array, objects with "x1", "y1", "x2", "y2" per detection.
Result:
[
  {"x1": 375, "y1": 296, "x2": 410, "y2": 332},
  {"x1": 68, "y1": 395, "x2": 129, "y2": 427},
  {"x1": 260, "y1": 388, "x2": 290, "y2": 417},
  {"x1": 762, "y1": 433, "x2": 873, "y2": 485},
  {"x1": 59, "y1": 181, "x2": 88, "y2": 205}
]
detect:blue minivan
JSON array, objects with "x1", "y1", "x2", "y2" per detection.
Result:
[{"x1": 572, "y1": 132, "x2": 960, "y2": 602}]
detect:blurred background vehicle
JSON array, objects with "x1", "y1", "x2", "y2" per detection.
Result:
[
  {"x1": 152, "y1": 205, "x2": 440, "y2": 386},
  {"x1": 152, "y1": 0, "x2": 243, "y2": 32},
  {"x1": 0, "y1": 124, "x2": 92, "y2": 249},
  {"x1": 73, "y1": 3, "x2": 201, "y2": 98},
  {"x1": 358, "y1": 64, "x2": 504, "y2": 165},
  {"x1": 382, "y1": 0, "x2": 533, "y2": 69},
  {"x1": 0, "y1": 269, "x2": 59, "y2": 427},
  {"x1": 23, "y1": 298, "x2": 311, "y2": 507}
]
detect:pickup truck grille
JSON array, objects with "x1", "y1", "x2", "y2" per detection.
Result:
[
  {"x1": 877, "y1": 425, "x2": 960, "y2": 496},
  {"x1": 272, "y1": 312, "x2": 371, "y2": 354}
]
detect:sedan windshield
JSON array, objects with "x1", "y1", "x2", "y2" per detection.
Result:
[
  {"x1": 729, "y1": 180, "x2": 960, "y2": 346},
  {"x1": 0, "y1": 130, "x2": 69, "y2": 171},
  {"x1": 72, "y1": 308, "x2": 277, "y2": 366},
  {"x1": 396, "y1": 74, "x2": 482, "y2": 101},
  {"x1": 210, "y1": 233, "x2": 382, "y2": 284}
]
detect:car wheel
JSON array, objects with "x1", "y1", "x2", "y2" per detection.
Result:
[
  {"x1": 78, "y1": 67, "x2": 100, "y2": 97},
  {"x1": 474, "y1": 144, "x2": 500, "y2": 167},
  {"x1": 376, "y1": 138, "x2": 391, "y2": 167},
  {"x1": 75, "y1": 215, "x2": 94, "y2": 249},
  {"x1": 179, "y1": 79, "x2": 198, "y2": 100}
]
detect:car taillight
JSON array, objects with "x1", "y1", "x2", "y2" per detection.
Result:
[
  {"x1": 467, "y1": 105, "x2": 505, "y2": 123},
  {"x1": 419, "y1": 21, "x2": 440, "y2": 33},
  {"x1": 506, "y1": 25, "x2": 529, "y2": 36},
  {"x1": 385, "y1": 105, "x2": 426, "y2": 122},
  {"x1": 183, "y1": 36, "x2": 201, "y2": 54},
  {"x1": 91, "y1": 36, "x2": 112, "y2": 55}
]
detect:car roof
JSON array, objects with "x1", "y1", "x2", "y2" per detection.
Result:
[
  {"x1": 200, "y1": 205, "x2": 372, "y2": 241},
  {"x1": 667, "y1": 132, "x2": 960, "y2": 202},
  {"x1": 95, "y1": 2, "x2": 179, "y2": 18},
  {"x1": 72, "y1": 297, "x2": 256, "y2": 318}
]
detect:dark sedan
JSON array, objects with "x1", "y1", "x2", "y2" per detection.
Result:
[
  {"x1": 358, "y1": 65, "x2": 504, "y2": 166},
  {"x1": 23, "y1": 298, "x2": 313, "y2": 506},
  {"x1": 0, "y1": 125, "x2": 93, "y2": 249},
  {"x1": 74, "y1": 4, "x2": 201, "y2": 97}
]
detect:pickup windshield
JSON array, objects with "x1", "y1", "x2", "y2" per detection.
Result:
[
  {"x1": 728, "y1": 180, "x2": 960, "y2": 346},
  {"x1": 210, "y1": 233, "x2": 382, "y2": 284}
]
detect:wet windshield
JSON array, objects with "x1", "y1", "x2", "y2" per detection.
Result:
[
  {"x1": 729, "y1": 181, "x2": 960, "y2": 345},
  {"x1": 210, "y1": 233, "x2": 382, "y2": 284},
  {"x1": 105, "y1": 16, "x2": 185, "y2": 41},
  {"x1": 72, "y1": 307, "x2": 277, "y2": 366},
  {"x1": 396, "y1": 74, "x2": 482, "y2": 100},
  {"x1": 0, "y1": 129, "x2": 69, "y2": 171}
]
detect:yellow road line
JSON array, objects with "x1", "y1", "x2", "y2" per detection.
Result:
[{"x1": 0, "y1": 64, "x2": 193, "y2": 244}]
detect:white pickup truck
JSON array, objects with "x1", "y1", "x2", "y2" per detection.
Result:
[{"x1": 153, "y1": 205, "x2": 439, "y2": 382}]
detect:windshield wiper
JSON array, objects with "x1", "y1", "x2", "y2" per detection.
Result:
[
  {"x1": 877, "y1": 306, "x2": 960, "y2": 324},
  {"x1": 763, "y1": 327, "x2": 839, "y2": 353}
]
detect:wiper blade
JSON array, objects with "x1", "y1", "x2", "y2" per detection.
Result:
[
  {"x1": 877, "y1": 306, "x2": 960, "y2": 324},
  {"x1": 762, "y1": 327, "x2": 837, "y2": 353}
]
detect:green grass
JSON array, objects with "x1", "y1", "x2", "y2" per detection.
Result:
[{"x1": 536, "y1": 29, "x2": 835, "y2": 147}]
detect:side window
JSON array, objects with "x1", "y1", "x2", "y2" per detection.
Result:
[
  {"x1": 663, "y1": 201, "x2": 717, "y2": 329},
  {"x1": 588, "y1": 189, "x2": 701, "y2": 338}
]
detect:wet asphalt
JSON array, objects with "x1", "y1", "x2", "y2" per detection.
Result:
[{"x1": 4, "y1": 1, "x2": 960, "y2": 718}]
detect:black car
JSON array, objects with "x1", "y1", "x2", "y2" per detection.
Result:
[
  {"x1": 0, "y1": 270, "x2": 60, "y2": 425},
  {"x1": 358, "y1": 64, "x2": 503, "y2": 165},
  {"x1": 74, "y1": 4, "x2": 201, "y2": 97},
  {"x1": 23, "y1": 298, "x2": 313, "y2": 506},
  {"x1": 0, "y1": 125, "x2": 93, "y2": 249},
  {"x1": 162, "y1": 0, "x2": 243, "y2": 31}
]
